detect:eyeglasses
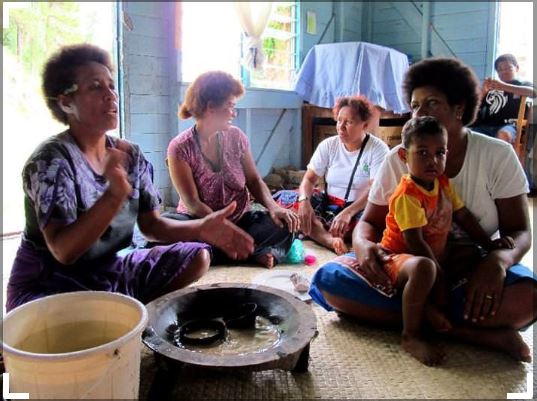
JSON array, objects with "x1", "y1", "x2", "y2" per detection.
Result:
[
  {"x1": 217, "y1": 104, "x2": 237, "y2": 116},
  {"x1": 225, "y1": 104, "x2": 237, "y2": 112}
]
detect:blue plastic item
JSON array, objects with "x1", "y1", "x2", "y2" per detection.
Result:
[{"x1": 286, "y1": 238, "x2": 305, "y2": 264}]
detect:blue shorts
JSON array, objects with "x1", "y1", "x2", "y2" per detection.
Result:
[
  {"x1": 472, "y1": 124, "x2": 517, "y2": 142},
  {"x1": 309, "y1": 251, "x2": 536, "y2": 327}
]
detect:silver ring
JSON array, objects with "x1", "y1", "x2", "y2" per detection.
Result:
[{"x1": 485, "y1": 294, "x2": 494, "y2": 300}]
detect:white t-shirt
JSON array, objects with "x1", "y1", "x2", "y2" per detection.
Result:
[
  {"x1": 369, "y1": 130, "x2": 529, "y2": 236},
  {"x1": 308, "y1": 134, "x2": 389, "y2": 202}
]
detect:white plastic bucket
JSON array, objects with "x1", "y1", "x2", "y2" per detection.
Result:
[{"x1": 1, "y1": 291, "x2": 148, "y2": 399}]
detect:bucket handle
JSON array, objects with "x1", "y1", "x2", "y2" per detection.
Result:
[{"x1": 80, "y1": 348, "x2": 122, "y2": 399}]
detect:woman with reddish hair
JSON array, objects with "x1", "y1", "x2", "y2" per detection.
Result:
[{"x1": 167, "y1": 71, "x2": 299, "y2": 268}]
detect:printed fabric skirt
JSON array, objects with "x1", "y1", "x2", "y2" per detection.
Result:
[
  {"x1": 162, "y1": 209, "x2": 296, "y2": 266},
  {"x1": 6, "y1": 238, "x2": 210, "y2": 312}
]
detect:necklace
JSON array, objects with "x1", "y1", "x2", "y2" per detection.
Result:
[{"x1": 193, "y1": 125, "x2": 222, "y2": 172}]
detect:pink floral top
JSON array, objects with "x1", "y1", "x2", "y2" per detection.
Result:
[{"x1": 167, "y1": 125, "x2": 251, "y2": 222}]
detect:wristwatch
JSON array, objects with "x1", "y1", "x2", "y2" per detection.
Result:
[{"x1": 298, "y1": 195, "x2": 309, "y2": 202}]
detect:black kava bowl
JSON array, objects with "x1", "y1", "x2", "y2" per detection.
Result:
[{"x1": 142, "y1": 283, "x2": 317, "y2": 372}]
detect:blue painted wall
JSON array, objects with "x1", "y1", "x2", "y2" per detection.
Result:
[
  {"x1": 369, "y1": 2, "x2": 498, "y2": 79},
  {"x1": 120, "y1": 1, "x2": 498, "y2": 207},
  {"x1": 299, "y1": 2, "x2": 365, "y2": 62},
  {"x1": 120, "y1": 1, "x2": 364, "y2": 207},
  {"x1": 121, "y1": 1, "x2": 174, "y2": 203}
]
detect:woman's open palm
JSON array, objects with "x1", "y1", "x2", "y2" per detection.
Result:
[{"x1": 199, "y1": 202, "x2": 255, "y2": 260}]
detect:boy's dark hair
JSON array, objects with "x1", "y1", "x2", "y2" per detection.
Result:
[
  {"x1": 401, "y1": 116, "x2": 447, "y2": 148},
  {"x1": 494, "y1": 53, "x2": 519, "y2": 70},
  {"x1": 403, "y1": 57, "x2": 480, "y2": 126},
  {"x1": 42, "y1": 43, "x2": 113, "y2": 125}
]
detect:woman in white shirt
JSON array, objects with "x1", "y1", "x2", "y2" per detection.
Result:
[
  {"x1": 310, "y1": 58, "x2": 535, "y2": 363},
  {"x1": 275, "y1": 96, "x2": 388, "y2": 254}
]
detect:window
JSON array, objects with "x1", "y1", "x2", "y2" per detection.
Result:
[
  {"x1": 181, "y1": 2, "x2": 298, "y2": 90},
  {"x1": 2, "y1": 2, "x2": 117, "y2": 234},
  {"x1": 249, "y1": 2, "x2": 298, "y2": 90},
  {"x1": 180, "y1": 2, "x2": 242, "y2": 82},
  {"x1": 496, "y1": 2, "x2": 533, "y2": 81}
]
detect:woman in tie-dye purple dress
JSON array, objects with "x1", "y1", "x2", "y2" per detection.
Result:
[{"x1": 6, "y1": 44, "x2": 254, "y2": 312}]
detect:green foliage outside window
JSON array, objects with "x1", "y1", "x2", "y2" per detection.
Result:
[
  {"x1": 2, "y1": 2, "x2": 112, "y2": 234},
  {"x1": 3, "y1": 2, "x2": 88, "y2": 75},
  {"x1": 250, "y1": 3, "x2": 296, "y2": 89}
]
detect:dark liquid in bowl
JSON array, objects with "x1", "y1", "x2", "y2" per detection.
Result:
[{"x1": 177, "y1": 316, "x2": 280, "y2": 355}]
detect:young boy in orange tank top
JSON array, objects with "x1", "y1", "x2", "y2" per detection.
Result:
[{"x1": 380, "y1": 116, "x2": 514, "y2": 366}]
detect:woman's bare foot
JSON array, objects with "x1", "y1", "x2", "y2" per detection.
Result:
[
  {"x1": 447, "y1": 326, "x2": 532, "y2": 363},
  {"x1": 425, "y1": 304, "x2": 452, "y2": 332},
  {"x1": 402, "y1": 335, "x2": 446, "y2": 366},
  {"x1": 492, "y1": 329, "x2": 532, "y2": 362},
  {"x1": 256, "y1": 253, "x2": 275, "y2": 269},
  {"x1": 332, "y1": 237, "x2": 349, "y2": 255}
]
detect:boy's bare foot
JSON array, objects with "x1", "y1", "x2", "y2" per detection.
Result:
[
  {"x1": 256, "y1": 253, "x2": 275, "y2": 269},
  {"x1": 332, "y1": 237, "x2": 348, "y2": 255},
  {"x1": 402, "y1": 335, "x2": 446, "y2": 366},
  {"x1": 425, "y1": 304, "x2": 452, "y2": 332}
]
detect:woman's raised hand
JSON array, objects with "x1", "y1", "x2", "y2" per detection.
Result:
[
  {"x1": 103, "y1": 140, "x2": 132, "y2": 201},
  {"x1": 199, "y1": 202, "x2": 255, "y2": 260},
  {"x1": 269, "y1": 206, "x2": 300, "y2": 233}
]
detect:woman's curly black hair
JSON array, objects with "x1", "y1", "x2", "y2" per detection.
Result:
[
  {"x1": 42, "y1": 43, "x2": 113, "y2": 124},
  {"x1": 402, "y1": 57, "x2": 481, "y2": 126}
]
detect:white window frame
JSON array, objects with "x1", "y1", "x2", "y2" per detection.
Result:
[
  {"x1": 244, "y1": 2, "x2": 299, "y2": 91},
  {"x1": 180, "y1": 1, "x2": 299, "y2": 91}
]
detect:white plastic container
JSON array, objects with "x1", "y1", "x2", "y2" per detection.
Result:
[{"x1": 1, "y1": 291, "x2": 148, "y2": 399}]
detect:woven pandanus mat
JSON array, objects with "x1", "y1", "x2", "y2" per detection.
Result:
[{"x1": 139, "y1": 241, "x2": 534, "y2": 400}]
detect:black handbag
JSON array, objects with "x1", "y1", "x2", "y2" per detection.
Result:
[
  {"x1": 316, "y1": 134, "x2": 370, "y2": 224},
  {"x1": 310, "y1": 190, "x2": 329, "y2": 215}
]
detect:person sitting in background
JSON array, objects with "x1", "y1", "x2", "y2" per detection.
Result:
[
  {"x1": 472, "y1": 53, "x2": 536, "y2": 143},
  {"x1": 378, "y1": 116, "x2": 515, "y2": 366},
  {"x1": 274, "y1": 96, "x2": 389, "y2": 255},
  {"x1": 166, "y1": 71, "x2": 299, "y2": 269},
  {"x1": 6, "y1": 44, "x2": 254, "y2": 313}
]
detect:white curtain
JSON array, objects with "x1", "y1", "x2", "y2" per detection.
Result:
[{"x1": 234, "y1": 2, "x2": 273, "y2": 71}]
